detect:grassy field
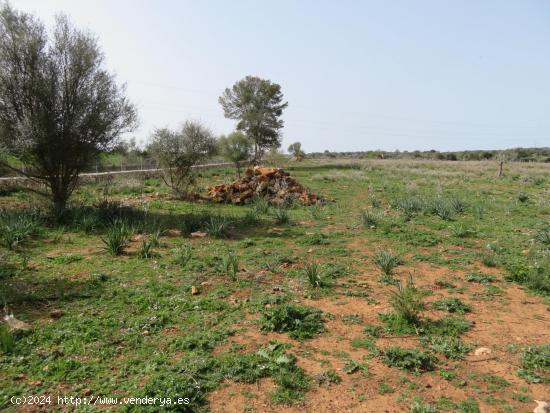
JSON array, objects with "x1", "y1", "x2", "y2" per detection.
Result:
[{"x1": 0, "y1": 159, "x2": 549, "y2": 412}]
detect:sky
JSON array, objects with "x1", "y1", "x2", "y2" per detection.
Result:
[{"x1": 13, "y1": 0, "x2": 550, "y2": 152}]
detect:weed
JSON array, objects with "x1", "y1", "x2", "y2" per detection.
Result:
[
  {"x1": 315, "y1": 369, "x2": 341, "y2": 386},
  {"x1": 0, "y1": 324, "x2": 15, "y2": 354},
  {"x1": 378, "y1": 382, "x2": 394, "y2": 394},
  {"x1": 100, "y1": 220, "x2": 132, "y2": 256},
  {"x1": 373, "y1": 250, "x2": 402, "y2": 275},
  {"x1": 517, "y1": 344, "x2": 550, "y2": 383},
  {"x1": 206, "y1": 215, "x2": 232, "y2": 238},
  {"x1": 180, "y1": 213, "x2": 208, "y2": 235},
  {"x1": 173, "y1": 245, "x2": 192, "y2": 268},
  {"x1": 482, "y1": 254, "x2": 498, "y2": 268},
  {"x1": 456, "y1": 398, "x2": 480, "y2": 413},
  {"x1": 432, "y1": 297, "x2": 472, "y2": 314},
  {"x1": 389, "y1": 276, "x2": 427, "y2": 324},
  {"x1": 360, "y1": 209, "x2": 381, "y2": 228},
  {"x1": 138, "y1": 239, "x2": 155, "y2": 259},
  {"x1": 272, "y1": 207, "x2": 291, "y2": 225},
  {"x1": 363, "y1": 325, "x2": 384, "y2": 338},
  {"x1": 222, "y1": 252, "x2": 239, "y2": 281},
  {"x1": 535, "y1": 226, "x2": 550, "y2": 246},
  {"x1": 517, "y1": 192, "x2": 529, "y2": 203},
  {"x1": 342, "y1": 359, "x2": 368, "y2": 375},
  {"x1": 342, "y1": 314, "x2": 363, "y2": 325},
  {"x1": 410, "y1": 401, "x2": 437, "y2": 413},
  {"x1": 259, "y1": 304, "x2": 325, "y2": 340},
  {"x1": 451, "y1": 223, "x2": 476, "y2": 238},
  {"x1": 0, "y1": 210, "x2": 41, "y2": 250},
  {"x1": 298, "y1": 232, "x2": 328, "y2": 245},
  {"x1": 304, "y1": 262, "x2": 324, "y2": 288},
  {"x1": 439, "y1": 369, "x2": 457, "y2": 381},
  {"x1": 466, "y1": 272, "x2": 495, "y2": 284},
  {"x1": 423, "y1": 336, "x2": 472, "y2": 359},
  {"x1": 350, "y1": 338, "x2": 379, "y2": 357},
  {"x1": 250, "y1": 197, "x2": 270, "y2": 214},
  {"x1": 382, "y1": 347, "x2": 437, "y2": 374}
]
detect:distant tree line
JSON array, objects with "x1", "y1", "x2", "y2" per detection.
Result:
[{"x1": 308, "y1": 147, "x2": 550, "y2": 163}]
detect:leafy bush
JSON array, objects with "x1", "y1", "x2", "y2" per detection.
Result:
[
  {"x1": 259, "y1": 304, "x2": 325, "y2": 340},
  {"x1": 517, "y1": 344, "x2": 550, "y2": 383},
  {"x1": 432, "y1": 297, "x2": 472, "y2": 314},
  {"x1": 382, "y1": 347, "x2": 437, "y2": 374},
  {"x1": 373, "y1": 250, "x2": 402, "y2": 275},
  {"x1": 100, "y1": 220, "x2": 133, "y2": 256}
]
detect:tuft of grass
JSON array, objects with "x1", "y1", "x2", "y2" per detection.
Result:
[
  {"x1": 259, "y1": 304, "x2": 325, "y2": 340},
  {"x1": 0, "y1": 210, "x2": 41, "y2": 250},
  {"x1": 173, "y1": 245, "x2": 192, "y2": 268},
  {"x1": 450, "y1": 223, "x2": 476, "y2": 238},
  {"x1": 304, "y1": 262, "x2": 324, "y2": 288},
  {"x1": 137, "y1": 239, "x2": 155, "y2": 259},
  {"x1": 249, "y1": 196, "x2": 270, "y2": 214},
  {"x1": 517, "y1": 344, "x2": 550, "y2": 383},
  {"x1": 205, "y1": 215, "x2": 232, "y2": 238},
  {"x1": 382, "y1": 347, "x2": 437, "y2": 374},
  {"x1": 222, "y1": 252, "x2": 239, "y2": 281},
  {"x1": 272, "y1": 207, "x2": 291, "y2": 225},
  {"x1": 432, "y1": 297, "x2": 472, "y2": 314},
  {"x1": 315, "y1": 369, "x2": 341, "y2": 386},
  {"x1": 363, "y1": 325, "x2": 384, "y2": 338},
  {"x1": 389, "y1": 276, "x2": 427, "y2": 324},
  {"x1": 0, "y1": 324, "x2": 15, "y2": 354},
  {"x1": 360, "y1": 209, "x2": 381, "y2": 228},
  {"x1": 410, "y1": 401, "x2": 437, "y2": 413},
  {"x1": 100, "y1": 220, "x2": 133, "y2": 256},
  {"x1": 373, "y1": 250, "x2": 402, "y2": 275}
]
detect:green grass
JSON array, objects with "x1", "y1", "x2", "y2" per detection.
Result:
[{"x1": 373, "y1": 250, "x2": 402, "y2": 275}]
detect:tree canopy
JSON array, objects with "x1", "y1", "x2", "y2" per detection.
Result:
[
  {"x1": 219, "y1": 76, "x2": 287, "y2": 163},
  {"x1": 0, "y1": 4, "x2": 137, "y2": 211}
]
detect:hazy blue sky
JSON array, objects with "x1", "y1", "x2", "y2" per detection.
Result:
[{"x1": 14, "y1": 0, "x2": 550, "y2": 152}]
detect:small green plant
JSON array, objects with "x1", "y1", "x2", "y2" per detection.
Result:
[
  {"x1": 363, "y1": 325, "x2": 384, "y2": 338},
  {"x1": 517, "y1": 192, "x2": 529, "y2": 203},
  {"x1": 535, "y1": 226, "x2": 550, "y2": 246},
  {"x1": 250, "y1": 196, "x2": 270, "y2": 214},
  {"x1": 456, "y1": 398, "x2": 480, "y2": 413},
  {"x1": 100, "y1": 220, "x2": 132, "y2": 256},
  {"x1": 304, "y1": 262, "x2": 324, "y2": 288},
  {"x1": 432, "y1": 297, "x2": 472, "y2": 314},
  {"x1": 360, "y1": 210, "x2": 380, "y2": 228},
  {"x1": 342, "y1": 359, "x2": 368, "y2": 375},
  {"x1": 482, "y1": 254, "x2": 497, "y2": 268},
  {"x1": 272, "y1": 207, "x2": 291, "y2": 225},
  {"x1": 206, "y1": 215, "x2": 232, "y2": 238},
  {"x1": 382, "y1": 347, "x2": 437, "y2": 374},
  {"x1": 78, "y1": 214, "x2": 101, "y2": 234},
  {"x1": 315, "y1": 369, "x2": 341, "y2": 386},
  {"x1": 259, "y1": 304, "x2": 325, "y2": 340},
  {"x1": 342, "y1": 314, "x2": 363, "y2": 325},
  {"x1": 373, "y1": 250, "x2": 402, "y2": 275},
  {"x1": 517, "y1": 344, "x2": 550, "y2": 383},
  {"x1": 0, "y1": 211, "x2": 41, "y2": 250},
  {"x1": 423, "y1": 336, "x2": 472, "y2": 359},
  {"x1": 451, "y1": 223, "x2": 476, "y2": 238},
  {"x1": 439, "y1": 369, "x2": 457, "y2": 381},
  {"x1": 0, "y1": 324, "x2": 15, "y2": 354},
  {"x1": 298, "y1": 232, "x2": 328, "y2": 245},
  {"x1": 389, "y1": 276, "x2": 427, "y2": 324},
  {"x1": 173, "y1": 245, "x2": 192, "y2": 268},
  {"x1": 378, "y1": 382, "x2": 394, "y2": 394},
  {"x1": 466, "y1": 272, "x2": 495, "y2": 284},
  {"x1": 138, "y1": 239, "x2": 155, "y2": 259},
  {"x1": 410, "y1": 401, "x2": 437, "y2": 413},
  {"x1": 222, "y1": 251, "x2": 239, "y2": 280}
]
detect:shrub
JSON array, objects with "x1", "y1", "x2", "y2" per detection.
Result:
[
  {"x1": 222, "y1": 252, "x2": 239, "y2": 281},
  {"x1": 382, "y1": 347, "x2": 437, "y2": 374},
  {"x1": 260, "y1": 304, "x2": 325, "y2": 340},
  {"x1": 373, "y1": 250, "x2": 402, "y2": 275},
  {"x1": 101, "y1": 220, "x2": 133, "y2": 256},
  {"x1": 432, "y1": 297, "x2": 472, "y2": 314}
]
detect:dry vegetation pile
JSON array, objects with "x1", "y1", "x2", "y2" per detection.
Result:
[{"x1": 207, "y1": 166, "x2": 320, "y2": 205}]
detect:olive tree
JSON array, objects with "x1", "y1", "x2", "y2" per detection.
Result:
[
  {"x1": 219, "y1": 76, "x2": 287, "y2": 163},
  {"x1": 0, "y1": 5, "x2": 137, "y2": 211},
  {"x1": 148, "y1": 121, "x2": 217, "y2": 198},
  {"x1": 288, "y1": 142, "x2": 305, "y2": 161},
  {"x1": 218, "y1": 131, "x2": 253, "y2": 176}
]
